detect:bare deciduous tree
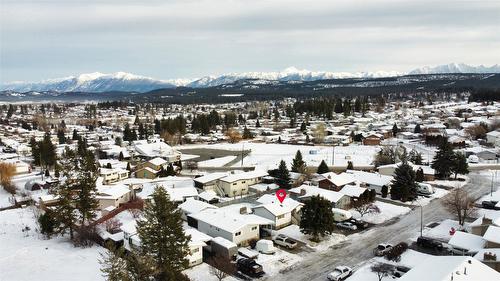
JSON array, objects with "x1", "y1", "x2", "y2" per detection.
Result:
[
  {"x1": 208, "y1": 255, "x2": 236, "y2": 281},
  {"x1": 225, "y1": 128, "x2": 242, "y2": 143},
  {"x1": 312, "y1": 123, "x2": 326, "y2": 144},
  {"x1": 371, "y1": 262, "x2": 393, "y2": 281},
  {"x1": 0, "y1": 162, "x2": 16, "y2": 194},
  {"x1": 354, "y1": 202, "x2": 380, "y2": 217},
  {"x1": 441, "y1": 188, "x2": 477, "y2": 226}
]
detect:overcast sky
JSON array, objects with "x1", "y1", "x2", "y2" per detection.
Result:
[{"x1": 1, "y1": 0, "x2": 499, "y2": 82}]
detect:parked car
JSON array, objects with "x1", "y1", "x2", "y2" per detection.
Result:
[
  {"x1": 347, "y1": 218, "x2": 369, "y2": 229},
  {"x1": 327, "y1": 266, "x2": 353, "y2": 281},
  {"x1": 336, "y1": 221, "x2": 357, "y2": 231},
  {"x1": 481, "y1": 200, "x2": 500, "y2": 210},
  {"x1": 393, "y1": 265, "x2": 410, "y2": 278},
  {"x1": 273, "y1": 234, "x2": 298, "y2": 249},
  {"x1": 373, "y1": 243, "x2": 393, "y2": 256},
  {"x1": 236, "y1": 258, "x2": 264, "y2": 277},
  {"x1": 417, "y1": 236, "x2": 443, "y2": 251},
  {"x1": 417, "y1": 183, "x2": 435, "y2": 196}
]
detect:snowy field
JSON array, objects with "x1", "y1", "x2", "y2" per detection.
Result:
[
  {"x1": 276, "y1": 224, "x2": 347, "y2": 251},
  {"x1": 176, "y1": 142, "x2": 379, "y2": 170},
  {"x1": 0, "y1": 207, "x2": 104, "y2": 281},
  {"x1": 197, "y1": 155, "x2": 237, "y2": 167},
  {"x1": 351, "y1": 201, "x2": 411, "y2": 225}
]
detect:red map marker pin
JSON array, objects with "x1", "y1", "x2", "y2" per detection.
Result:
[{"x1": 276, "y1": 189, "x2": 287, "y2": 203}]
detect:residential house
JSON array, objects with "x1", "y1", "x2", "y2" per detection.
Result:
[
  {"x1": 133, "y1": 140, "x2": 181, "y2": 162},
  {"x1": 179, "y1": 198, "x2": 218, "y2": 220},
  {"x1": 345, "y1": 170, "x2": 393, "y2": 195},
  {"x1": 217, "y1": 170, "x2": 268, "y2": 197},
  {"x1": 99, "y1": 168, "x2": 129, "y2": 185},
  {"x1": 363, "y1": 133, "x2": 383, "y2": 145},
  {"x1": 252, "y1": 194, "x2": 303, "y2": 229},
  {"x1": 187, "y1": 207, "x2": 272, "y2": 246},
  {"x1": 289, "y1": 184, "x2": 350, "y2": 209},
  {"x1": 315, "y1": 172, "x2": 356, "y2": 191},
  {"x1": 96, "y1": 184, "x2": 134, "y2": 210}
]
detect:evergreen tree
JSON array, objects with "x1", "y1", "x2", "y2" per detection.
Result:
[
  {"x1": 242, "y1": 126, "x2": 253, "y2": 139},
  {"x1": 381, "y1": 185, "x2": 388, "y2": 198},
  {"x1": 255, "y1": 119, "x2": 261, "y2": 128},
  {"x1": 291, "y1": 150, "x2": 306, "y2": 173},
  {"x1": 300, "y1": 122, "x2": 307, "y2": 132},
  {"x1": 431, "y1": 139, "x2": 455, "y2": 179},
  {"x1": 414, "y1": 124, "x2": 422, "y2": 134},
  {"x1": 300, "y1": 195, "x2": 335, "y2": 241},
  {"x1": 40, "y1": 133, "x2": 57, "y2": 168},
  {"x1": 118, "y1": 151, "x2": 124, "y2": 161},
  {"x1": 392, "y1": 123, "x2": 399, "y2": 137},
  {"x1": 76, "y1": 151, "x2": 99, "y2": 225},
  {"x1": 317, "y1": 160, "x2": 329, "y2": 174},
  {"x1": 72, "y1": 129, "x2": 79, "y2": 141},
  {"x1": 451, "y1": 152, "x2": 469, "y2": 179},
  {"x1": 166, "y1": 163, "x2": 176, "y2": 176},
  {"x1": 276, "y1": 160, "x2": 291, "y2": 189},
  {"x1": 99, "y1": 246, "x2": 130, "y2": 281},
  {"x1": 57, "y1": 129, "x2": 67, "y2": 144},
  {"x1": 390, "y1": 162, "x2": 418, "y2": 202},
  {"x1": 354, "y1": 98, "x2": 362, "y2": 112},
  {"x1": 38, "y1": 210, "x2": 58, "y2": 238},
  {"x1": 54, "y1": 150, "x2": 79, "y2": 239},
  {"x1": 409, "y1": 150, "x2": 423, "y2": 165},
  {"x1": 347, "y1": 161, "x2": 354, "y2": 170},
  {"x1": 415, "y1": 168, "x2": 425, "y2": 182},
  {"x1": 136, "y1": 187, "x2": 190, "y2": 280}
]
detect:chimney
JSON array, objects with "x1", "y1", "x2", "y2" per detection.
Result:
[
  {"x1": 239, "y1": 207, "x2": 247, "y2": 214},
  {"x1": 484, "y1": 252, "x2": 497, "y2": 261},
  {"x1": 300, "y1": 189, "x2": 307, "y2": 196}
]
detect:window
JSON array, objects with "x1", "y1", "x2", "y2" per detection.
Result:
[
  {"x1": 233, "y1": 183, "x2": 237, "y2": 185},
  {"x1": 277, "y1": 214, "x2": 285, "y2": 219},
  {"x1": 235, "y1": 231, "x2": 241, "y2": 236},
  {"x1": 242, "y1": 181, "x2": 246, "y2": 184},
  {"x1": 251, "y1": 226, "x2": 257, "y2": 231}
]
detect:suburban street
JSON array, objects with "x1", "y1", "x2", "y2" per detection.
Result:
[{"x1": 271, "y1": 172, "x2": 498, "y2": 281}]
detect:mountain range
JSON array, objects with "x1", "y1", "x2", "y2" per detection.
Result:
[{"x1": 1, "y1": 63, "x2": 499, "y2": 93}]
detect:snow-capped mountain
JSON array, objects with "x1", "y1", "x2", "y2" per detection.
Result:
[
  {"x1": 2, "y1": 64, "x2": 499, "y2": 93},
  {"x1": 1, "y1": 72, "x2": 181, "y2": 93},
  {"x1": 409, "y1": 63, "x2": 500, "y2": 75}
]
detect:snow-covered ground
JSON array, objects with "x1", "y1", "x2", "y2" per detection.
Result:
[
  {"x1": 176, "y1": 142, "x2": 379, "y2": 170},
  {"x1": 276, "y1": 224, "x2": 347, "y2": 251},
  {"x1": 0, "y1": 207, "x2": 104, "y2": 281},
  {"x1": 197, "y1": 155, "x2": 237, "y2": 167},
  {"x1": 184, "y1": 263, "x2": 238, "y2": 281},
  {"x1": 351, "y1": 201, "x2": 411, "y2": 225}
]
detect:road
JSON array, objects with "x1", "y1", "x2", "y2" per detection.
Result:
[{"x1": 269, "y1": 172, "x2": 496, "y2": 281}]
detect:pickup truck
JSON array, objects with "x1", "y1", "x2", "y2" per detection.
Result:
[
  {"x1": 236, "y1": 258, "x2": 264, "y2": 277},
  {"x1": 327, "y1": 266, "x2": 353, "y2": 281},
  {"x1": 273, "y1": 234, "x2": 298, "y2": 249}
]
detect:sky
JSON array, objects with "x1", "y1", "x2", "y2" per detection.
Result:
[{"x1": 1, "y1": 0, "x2": 499, "y2": 82}]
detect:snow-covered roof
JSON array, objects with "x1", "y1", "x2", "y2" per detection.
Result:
[
  {"x1": 179, "y1": 198, "x2": 217, "y2": 215},
  {"x1": 448, "y1": 231, "x2": 486, "y2": 252},
  {"x1": 319, "y1": 172, "x2": 356, "y2": 187},
  {"x1": 399, "y1": 256, "x2": 500, "y2": 281},
  {"x1": 198, "y1": 190, "x2": 219, "y2": 202},
  {"x1": 345, "y1": 170, "x2": 393, "y2": 186},
  {"x1": 134, "y1": 141, "x2": 178, "y2": 158},
  {"x1": 338, "y1": 185, "x2": 367, "y2": 198},
  {"x1": 189, "y1": 208, "x2": 272, "y2": 233},
  {"x1": 483, "y1": 225, "x2": 500, "y2": 245},
  {"x1": 96, "y1": 185, "x2": 131, "y2": 200},
  {"x1": 219, "y1": 169, "x2": 268, "y2": 183},
  {"x1": 149, "y1": 157, "x2": 168, "y2": 166},
  {"x1": 290, "y1": 185, "x2": 347, "y2": 203},
  {"x1": 193, "y1": 172, "x2": 229, "y2": 184}
]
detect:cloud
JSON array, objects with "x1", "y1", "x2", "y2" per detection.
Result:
[{"x1": 1, "y1": 0, "x2": 499, "y2": 81}]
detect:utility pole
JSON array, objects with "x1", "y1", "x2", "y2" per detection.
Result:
[
  {"x1": 241, "y1": 143, "x2": 244, "y2": 167},
  {"x1": 332, "y1": 145, "x2": 335, "y2": 166}
]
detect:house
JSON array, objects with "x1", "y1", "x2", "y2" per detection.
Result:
[
  {"x1": 483, "y1": 225, "x2": 500, "y2": 248},
  {"x1": 345, "y1": 170, "x2": 393, "y2": 195},
  {"x1": 289, "y1": 184, "x2": 350, "y2": 209},
  {"x1": 474, "y1": 249, "x2": 500, "y2": 272},
  {"x1": 135, "y1": 166, "x2": 159, "y2": 179},
  {"x1": 486, "y1": 131, "x2": 500, "y2": 146},
  {"x1": 464, "y1": 147, "x2": 497, "y2": 161},
  {"x1": 363, "y1": 133, "x2": 382, "y2": 145},
  {"x1": 121, "y1": 221, "x2": 211, "y2": 267},
  {"x1": 217, "y1": 170, "x2": 268, "y2": 197},
  {"x1": 179, "y1": 198, "x2": 218, "y2": 220},
  {"x1": 338, "y1": 184, "x2": 369, "y2": 203},
  {"x1": 378, "y1": 162, "x2": 435, "y2": 181},
  {"x1": 399, "y1": 256, "x2": 500, "y2": 281},
  {"x1": 187, "y1": 207, "x2": 272, "y2": 246},
  {"x1": 252, "y1": 194, "x2": 303, "y2": 229},
  {"x1": 1, "y1": 159, "x2": 30, "y2": 175},
  {"x1": 193, "y1": 172, "x2": 229, "y2": 190},
  {"x1": 99, "y1": 168, "x2": 129, "y2": 184},
  {"x1": 315, "y1": 172, "x2": 356, "y2": 191},
  {"x1": 96, "y1": 184, "x2": 134, "y2": 210},
  {"x1": 133, "y1": 140, "x2": 181, "y2": 162},
  {"x1": 448, "y1": 231, "x2": 486, "y2": 255}
]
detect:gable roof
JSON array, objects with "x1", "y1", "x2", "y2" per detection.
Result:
[
  {"x1": 448, "y1": 231, "x2": 486, "y2": 252},
  {"x1": 289, "y1": 185, "x2": 347, "y2": 203},
  {"x1": 189, "y1": 208, "x2": 272, "y2": 233},
  {"x1": 319, "y1": 172, "x2": 356, "y2": 187}
]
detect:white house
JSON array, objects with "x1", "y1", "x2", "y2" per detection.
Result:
[
  {"x1": 289, "y1": 184, "x2": 350, "y2": 209},
  {"x1": 187, "y1": 207, "x2": 272, "y2": 246},
  {"x1": 133, "y1": 140, "x2": 181, "y2": 162},
  {"x1": 486, "y1": 130, "x2": 500, "y2": 146},
  {"x1": 217, "y1": 170, "x2": 268, "y2": 197},
  {"x1": 252, "y1": 194, "x2": 303, "y2": 229},
  {"x1": 179, "y1": 198, "x2": 218, "y2": 220},
  {"x1": 345, "y1": 170, "x2": 393, "y2": 194},
  {"x1": 121, "y1": 221, "x2": 211, "y2": 267},
  {"x1": 95, "y1": 184, "x2": 134, "y2": 210},
  {"x1": 99, "y1": 168, "x2": 129, "y2": 185}
]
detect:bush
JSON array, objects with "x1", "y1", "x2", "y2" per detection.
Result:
[
  {"x1": 381, "y1": 186, "x2": 388, "y2": 198},
  {"x1": 385, "y1": 242, "x2": 408, "y2": 262},
  {"x1": 73, "y1": 225, "x2": 98, "y2": 248},
  {"x1": 38, "y1": 211, "x2": 58, "y2": 238}
]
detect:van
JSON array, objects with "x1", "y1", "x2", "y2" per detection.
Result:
[
  {"x1": 417, "y1": 183, "x2": 434, "y2": 195},
  {"x1": 332, "y1": 208, "x2": 352, "y2": 222}
]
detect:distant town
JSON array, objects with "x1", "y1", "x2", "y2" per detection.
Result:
[{"x1": 0, "y1": 91, "x2": 499, "y2": 281}]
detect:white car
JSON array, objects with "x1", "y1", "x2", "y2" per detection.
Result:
[
  {"x1": 336, "y1": 222, "x2": 357, "y2": 231},
  {"x1": 272, "y1": 234, "x2": 298, "y2": 249},
  {"x1": 373, "y1": 243, "x2": 393, "y2": 256},
  {"x1": 327, "y1": 266, "x2": 353, "y2": 281}
]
